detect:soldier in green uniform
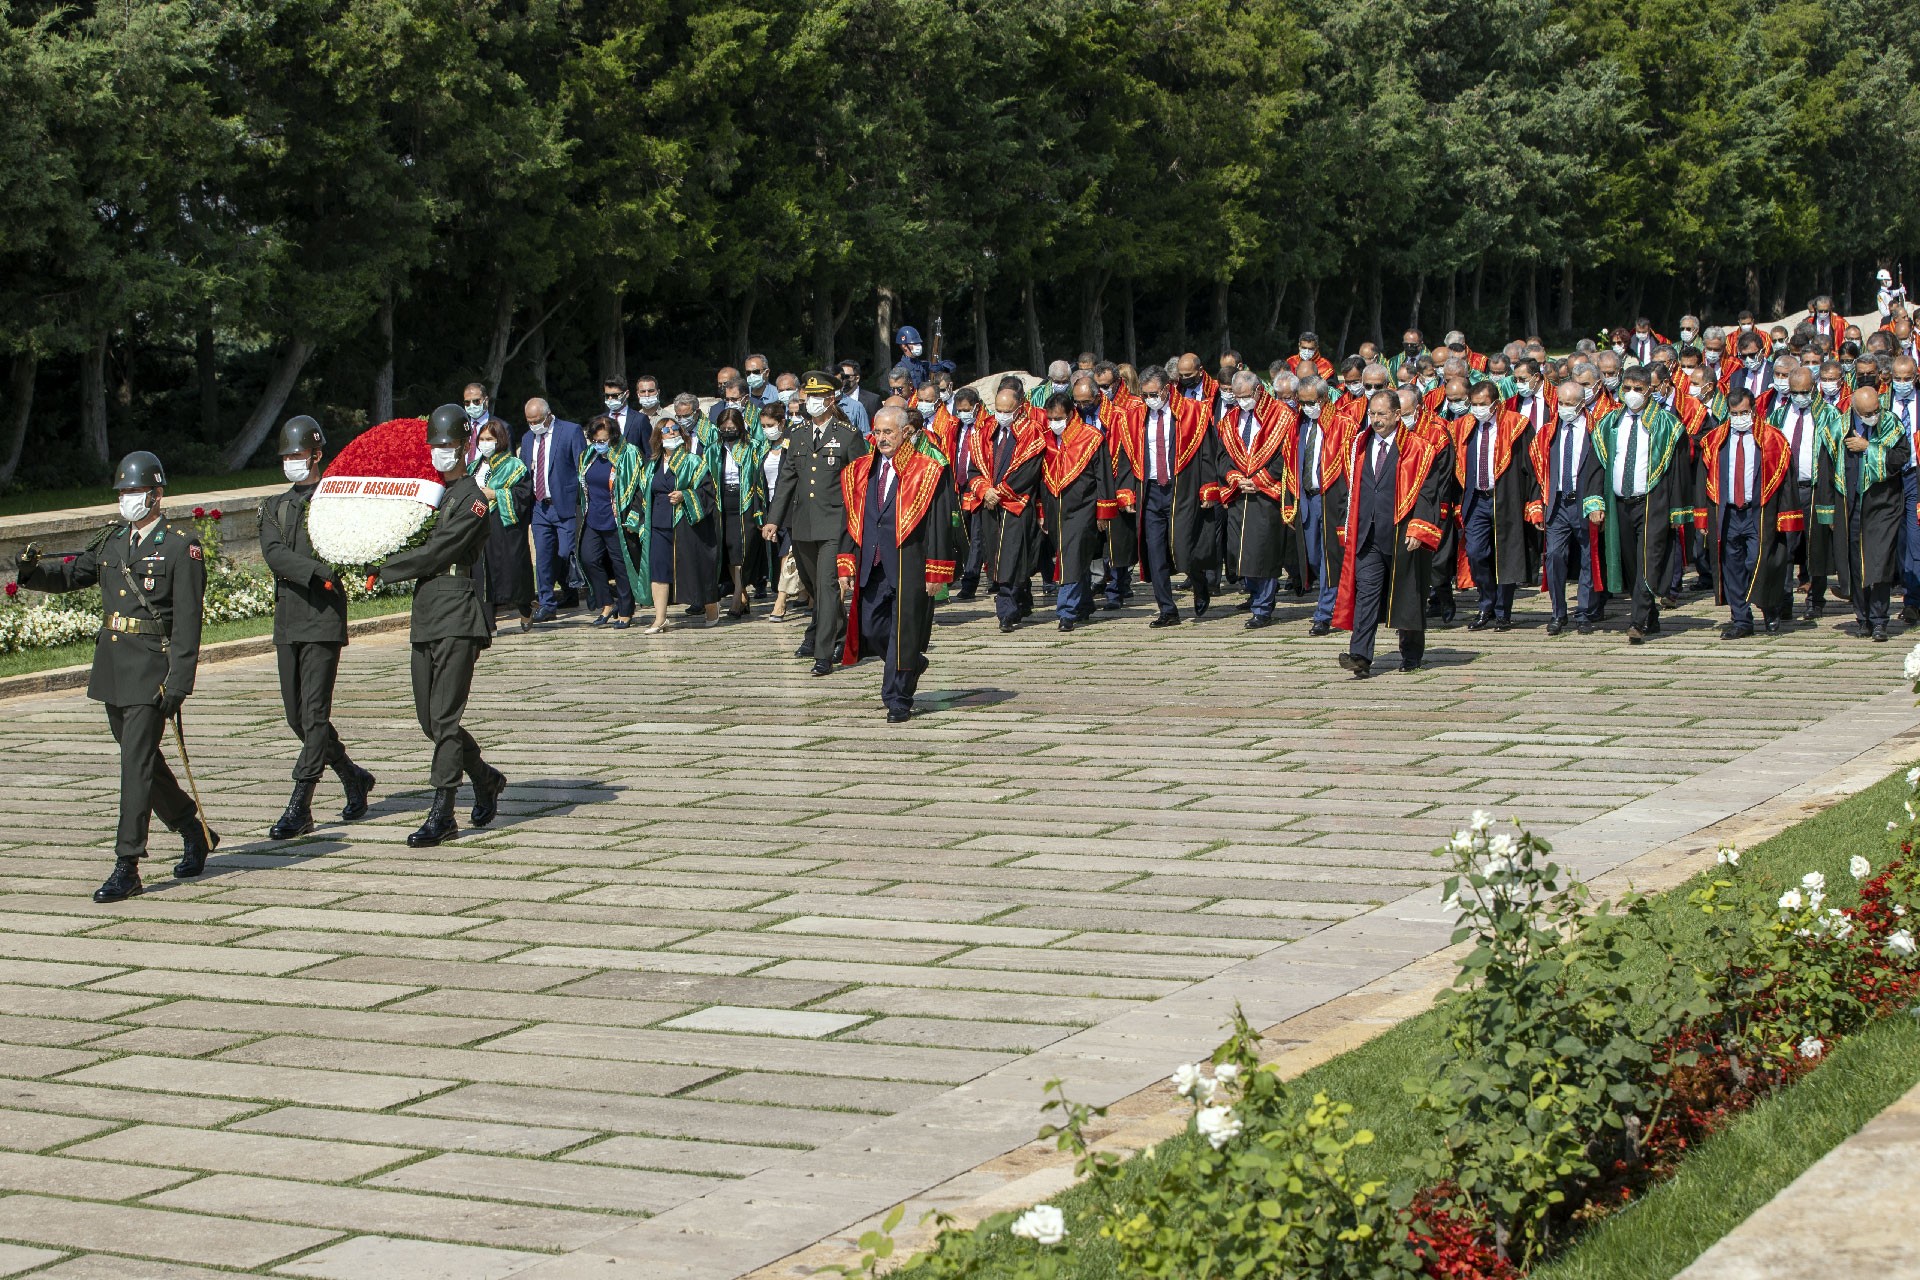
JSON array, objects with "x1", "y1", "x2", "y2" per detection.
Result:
[
  {"x1": 370, "y1": 405, "x2": 507, "y2": 848},
  {"x1": 261, "y1": 416, "x2": 376, "y2": 840},
  {"x1": 15, "y1": 452, "x2": 217, "y2": 902},
  {"x1": 763, "y1": 370, "x2": 868, "y2": 676}
]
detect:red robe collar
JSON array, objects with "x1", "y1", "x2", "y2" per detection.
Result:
[
  {"x1": 1698, "y1": 422, "x2": 1790, "y2": 508},
  {"x1": 840, "y1": 447, "x2": 946, "y2": 550},
  {"x1": 1043, "y1": 420, "x2": 1105, "y2": 494}
]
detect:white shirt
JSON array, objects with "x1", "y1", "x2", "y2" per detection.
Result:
[
  {"x1": 762, "y1": 447, "x2": 782, "y2": 498},
  {"x1": 1612, "y1": 411, "x2": 1650, "y2": 497},
  {"x1": 723, "y1": 446, "x2": 740, "y2": 487},
  {"x1": 1780, "y1": 404, "x2": 1817, "y2": 482},
  {"x1": 1724, "y1": 428, "x2": 1761, "y2": 504},
  {"x1": 1554, "y1": 413, "x2": 1589, "y2": 493},
  {"x1": 1146, "y1": 405, "x2": 1172, "y2": 482},
  {"x1": 1889, "y1": 392, "x2": 1920, "y2": 467},
  {"x1": 1299, "y1": 417, "x2": 1322, "y2": 494}
]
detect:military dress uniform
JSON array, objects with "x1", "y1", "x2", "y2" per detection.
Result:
[
  {"x1": 767, "y1": 376, "x2": 868, "y2": 675},
  {"x1": 259, "y1": 475, "x2": 374, "y2": 835},
  {"x1": 20, "y1": 513, "x2": 214, "y2": 892},
  {"x1": 374, "y1": 407, "x2": 507, "y2": 846}
]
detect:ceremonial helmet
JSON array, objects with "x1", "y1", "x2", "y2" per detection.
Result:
[
  {"x1": 112, "y1": 451, "x2": 167, "y2": 491},
  {"x1": 426, "y1": 404, "x2": 471, "y2": 448},
  {"x1": 895, "y1": 325, "x2": 922, "y2": 347},
  {"x1": 276, "y1": 415, "x2": 325, "y2": 456}
]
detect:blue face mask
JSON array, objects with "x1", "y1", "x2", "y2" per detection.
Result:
[
  {"x1": 592, "y1": 441, "x2": 611, "y2": 456},
  {"x1": 464, "y1": 403, "x2": 487, "y2": 422}
]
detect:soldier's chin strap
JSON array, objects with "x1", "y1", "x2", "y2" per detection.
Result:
[{"x1": 168, "y1": 705, "x2": 216, "y2": 856}]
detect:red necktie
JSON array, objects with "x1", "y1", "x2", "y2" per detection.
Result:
[
  {"x1": 1155, "y1": 410, "x2": 1171, "y2": 480},
  {"x1": 1732, "y1": 435, "x2": 1747, "y2": 506},
  {"x1": 534, "y1": 436, "x2": 548, "y2": 501}
]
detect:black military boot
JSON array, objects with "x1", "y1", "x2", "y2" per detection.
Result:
[
  {"x1": 407, "y1": 788, "x2": 458, "y2": 848},
  {"x1": 269, "y1": 780, "x2": 317, "y2": 841},
  {"x1": 173, "y1": 820, "x2": 220, "y2": 879},
  {"x1": 469, "y1": 767, "x2": 507, "y2": 828},
  {"x1": 336, "y1": 760, "x2": 376, "y2": 821},
  {"x1": 94, "y1": 857, "x2": 144, "y2": 903}
]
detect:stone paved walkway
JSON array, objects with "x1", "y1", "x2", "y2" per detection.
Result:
[{"x1": 0, "y1": 588, "x2": 1911, "y2": 1279}]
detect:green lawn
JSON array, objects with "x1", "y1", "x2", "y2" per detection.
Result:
[
  {"x1": 0, "y1": 468, "x2": 283, "y2": 518},
  {"x1": 897, "y1": 767, "x2": 1920, "y2": 1279},
  {"x1": 0, "y1": 597, "x2": 407, "y2": 680}
]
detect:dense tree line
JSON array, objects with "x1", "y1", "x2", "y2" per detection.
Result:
[{"x1": 3, "y1": 0, "x2": 1918, "y2": 487}]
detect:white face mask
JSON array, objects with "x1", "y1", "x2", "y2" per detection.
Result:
[
  {"x1": 1582, "y1": 383, "x2": 1599, "y2": 403},
  {"x1": 805, "y1": 395, "x2": 829, "y2": 418},
  {"x1": 1237, "y1": 395, "x2": 1256, "y2": 411},
  {"x1": 909, "y1": 343, "x2": 924, "y2": 357},
  {"x1": 993, "y1": 409, "x2": 1016, "y2": 426},
  {"x1": 1602, "y1": 374, "x2": 1621, "y2": 391},
  {"x1": 1398, "y1": 412, "x2": 1417, "y2": 428},
  {"x1": 1444, "y1": 398, "x2": 1466, "y2": 413},
  {"x1": 1469, "y1": 404, "x2": 1493, "y2": 422},
  {"x1": 1771, "y1": 376, "x2": 1789, "y2": 393},
  {"x1": 957, "y1": 410, "x2": 976, "y2": 425},
  {"x1": 762, "y1": 423, "x2": 783, "y2": 441},
  {"x1": 477, "y1": 439, "x2": 498, "y2": 458},
  {"x1": 282, "y1": 458, "x2": 313, "y2": 484},
  {"x1": 1740, "y1": 322, "x2": 1755, "y2": 332},
  {"x1": 1612, "y1": 344, "x2": 1626, "y2": 356},
  {"x1": 1048, "y1": 416, "x2": 1067, "y2": 434},
  {"x1": 1788, "y1": 391, "x2": 1813, "y2": 408},
  {"x1": 1680, "y1": 329, "x2": 1696, "y2": 343},
  {"x1": 604, "y1": 396, "x2": 625, "y2": 412},
  {"x1": 777, "y1": 388, "x2": 797, "y2": 404},
  {"x1": 430, "y1": 446, "x2": 460, "y2": 472},
  {"x1": 1730, "y1": 413, "x2": 1754, "y2": 433},
  {"x1": 1820, "y1": 379, "x2": 1841, "y2": 396},
  {"x1": 917, "y1": 403, "x2": 938, "y2": 419},
  {"x1": 119, "y1": 491, "x2": 154, "y2": 523},
  {"x1": 1557, "y1": 404, "x2": 1580, "y2": 422},
  {"x1": 1303, "y1": 402, "x2": 1322, "y2": 419},
  {"x1": 1704, "y1": 350, "x2": 1721, "y2": 365},
  {"x1": 637, "y1": 394, "x2": 660, "y2": 410},
  {"x1": 528, "y1": 417, "x2": 551, "y2": 436},
  {"x1": 1298, "y1": 348, "x2": 1315, "y2": 362},
  {"x1": 1143, "y1": 395, "x2": 1165, "y2": 411},
  {"x1": 1622, "y1": 390, "x2": 1647, "y2": 411},
  {"x1": 662, "y1": 434, "x2": 684, "y2": 451}
]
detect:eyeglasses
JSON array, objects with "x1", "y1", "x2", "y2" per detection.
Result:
[{"x1": 463, "y1": 399, "x2": 485, "y2": 407}]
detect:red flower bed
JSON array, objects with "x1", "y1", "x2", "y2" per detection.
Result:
[
  {"x1": 323, "y1": 417, "x2": 438, "y2": 482},
  {"x1": 1408, "y1": 1189, "x2": 1519, "y2": 1280}
]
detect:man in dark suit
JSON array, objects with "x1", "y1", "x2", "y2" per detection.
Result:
[
  {"x1": 373, "y1": 405, "x2": 507, "y2": 848},
  {"x1": 460, "y1": 383, "x2": 509, "y2": 466},
  {"x1": 15, "y1": 451, "x2": 215, "y2": 901},
  {"x1": 518, "y1": 396, "x2": 585, "y2": 622},
  {"x1": 837, "y1": 359, "x2": 882, "y2": 430},
  {"x1": 260, "y1": 416, "x2": 375, "y2": 841},
  {"x1": 766, "y1": 370, "x2": 868, "y2": 675},
  {"x1": 603, "y1": 377, "x2": 649, "y2": 455}
]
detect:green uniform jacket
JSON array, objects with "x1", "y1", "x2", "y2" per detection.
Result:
[
  {"x1": 767, "y1": 417, "x2": 868, "y2": 544},
  {"x1": 259, "y1": 485, "x2": 347, "y2": 645},
  {"x1": 378, "y1": 473, "x2": 494, "y2": 645},
  {"x1": 22, "y1": 520, "x2": 206, "y2": 706}
]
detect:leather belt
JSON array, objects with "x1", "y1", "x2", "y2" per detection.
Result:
[
  {"x1": 444, "y1": 564, "x2": 473, "y2": 578},
  {"x1": 105, "y1": 613, "x2": 165, "y2": 635}
]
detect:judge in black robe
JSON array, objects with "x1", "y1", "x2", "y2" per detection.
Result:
[
  {"x1": 1214, "y1": 380, "x2": 1295, "y2": 627},
  {"x1": 1333, "y1": 392, "x2": 1447, "y2": 676},
  {"x1": 1453, "y1": 385, "x2": 1536, "y2": 629},
  {"x1": 1830, "y1": 388, "x2": 1911, "y2": 638},
  {"x1": 1038, "y1": 400, "x2": 1116, "y2": 631},
  {"x1": 965, "y1": 389, "x2": 1047, "y2": 631},
  {"x1": 1696, "y1": 405, "x2": 1797, "y2": 636},
  {"x1": 1114, "y1": 371, "x2": 1225, "y2": 624}
]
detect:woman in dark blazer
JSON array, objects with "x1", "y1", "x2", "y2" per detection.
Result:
[{"x1": 472, "y1": 418, "x2": 534, "y2": 631}]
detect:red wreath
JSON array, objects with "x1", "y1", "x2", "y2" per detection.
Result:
[{"x1": 323, "y1": 417, "x2": 441, "y2": 485}]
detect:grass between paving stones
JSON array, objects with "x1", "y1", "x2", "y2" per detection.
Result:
[
  {"x1": 895, "y1": 765, "x2": 1920, "y2": 1280},
  {"x1": 0, "y1": 596, "x2": 408, "y2": 679}
]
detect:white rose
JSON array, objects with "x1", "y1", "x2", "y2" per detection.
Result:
[
  {"x1": 1716, "y1": 847, "x2": 1741, "y2": 867},
  {"x1": 1170, "y1": 1062, "x2": 1203, "y2": 1099},
  {"x1": 1486, "y1": 832, "x2": 1517, "y2": 859},
  {"x1": 1802, "y1": 871, "x2": 1826, "y2": 893},
  {"x1": 1195, "y1": 1105, "x2": 1243, "y2": 1150},
  {"x1": 1888, "y1": 929, "x2": 1917, "y2": 958},
  {"x1": 1213, "y1": 1062, "x2": 1241, "y2": 1084},
  {"x1": 1777, "y1": 889, "x2": 1804, "y2": 913},
  {"x1": 1009, "y1": 1204, "x2": 1066, "y2": 1247},
  {"x1": 1797, "y1": 1036, "x2": 1824, "y2": 1060},
  {"x1": 1907, "y1": 764, "x2": 1920, "y2": 787},
  {"x1": 1851, "y1": 856, "x2": 1872, "y2": 881},
  {"x1": 1904, "y1": 643, "x2": 1920, "y2": 681},
  {"x1": 1470, "y1": 810, "x2": 1494, "y2": 833}
]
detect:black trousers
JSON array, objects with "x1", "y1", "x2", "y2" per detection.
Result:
[
  {"x1": 105, "y1": 702, "x2": 195, "y2": 860},
  {"x1": 277, "y1": 642, "x2": 347, "y2": 782},
  {"x1": 1720, "y1": 504, "x2": 1763, "y2": 625},
  {"x1": 579, "y1": 524, "x2": 633, "y2": 616},
  {"x1": 1347, "y1": 540, "x2": 1423, "y2": 666},
  {"x1": 1615, "y1": 495, "x2": 1661, "y2": 630},
  {"x1": 409, "y1": 637, "x2": 487, "y2": 790},
  {"x1": 792, "y1": 539, "x2": 845, "y2": 659},
  {"x1": 859, "y1": 561, "x2": 922, "y2": 714},
  {"x1": 959, "y1": 509, "x2": 987, "y2": 590},
  {"x1": 1141, "y1": 481, "x2": 1177, "y2": 615}
]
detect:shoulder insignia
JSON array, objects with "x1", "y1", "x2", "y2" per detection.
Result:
[
  {"x1": 187, "y1": 543, "x2": 203, "y2": 560},
  {"x1": 471, "y1": 499, "x2": 488, "y2": 518},
  {"x1": 86, "y1": 522, "x2": 119, "y2": 553}
]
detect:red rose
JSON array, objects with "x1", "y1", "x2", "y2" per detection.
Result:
[
  {"x1": 192, "y1": 506, "x2": 205, "y2": 518},
  {"x1": 210, "y1": 508, "x2": 223, "y2": 521},
  {"x1": 4, "y1": 582, "x2": 16, "y2": 598}
]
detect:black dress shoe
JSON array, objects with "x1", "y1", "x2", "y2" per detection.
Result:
[
  {"x1": 1763, "y1": 619, "x2": 1783, "y2": 635},
  {"x1": 1545, "y1": 618, "x2": 1564, "y2": 636},
  {"x1": 1901, "y1": 604, "x2": 1919, "y2": 626},
  {"x1": 174, "y1": 819, "x2": 219, "y2": 878},
  {"x1": 1338, "y1": 652, "x2": 1372, "y2": 678},
  {"x1": 94, "y1": 857, "x2": 143, "y2": 903},
  {"x1": 407, "y1": 789, "x2": 459, "y2": 848},
  {"x1": 999, "y1": 621, "x2": 1016, "y2": 633},
  {"x1": 337, "y1": 762, "x2": 375, "y2": 822},
  {"x1": 1660, "y1": 594, "x2": 1679, "y2": 610},
  {"x1": 1192, "y1": 595, "x2": 1211, "y2": 619},
  {"x1": 1099, "y1": 599, "x2": 1120, "y2": 611},
  {"x1": 470, "y1": 767, "x2": 506, "y2": 828},
  {"x1": 1693, "y1": 576, "x2": 1714, "y2": 592},
  {"x1": 683, "y1": 603, "x2": 704, "y2": 616},
  {"x1": 1437, "y1": 602, "x2": 1456, "y2": 625},
  {"x1": 810, "y1": 660, "x2": 833, "y2": 676},
  {"x1": 1244, "y1": 616, "x2": 1272, "y2": 630},
  {"x1": 1873, "y1": 625, "x2": 1890, "y2": 642},
  {"x1": 1465, "y1": 612, "x2": 1493, "y2": 631},
  {"x1": 1647, "y1": 616, "x2": 1663, "y2": 634},
  {"x1": 1307, "y1": 620, "x2": 1331, "y2": 637},
  {"x1": 1576, "y1": 619, "x2": 1595, "y2": 635},
  {"x1": 1720, "y1": 623, "x2": 1754, "y2": 640},
  {"x1": 1627, "y1": 626, "x2": 1646, "y2": 644},
  {"x1": 1493, "y1": 616, "x2": 1512, "y2": 631},
  {"x1": 886, "y1": 708, "x2": 911, "y2": 723},
  {"x1": 1400, "y1": 661, "x2": 1423, "y2": 674},
  {"x1": 794, "y1": 643, "x2": 815, "y2": 659},
  {"x1": 268, "y1": 780, "x2": 317, "y2": 841},
  {"x1": 1058, "y1": 620, "x2": 1074, "y2": 633},
  {"x1": 1148, "y1": 613, "x2": 1181, "y2": 629},
  {"x1": 1800, "y1": 603, "x2": 1823, "y2": 622}
]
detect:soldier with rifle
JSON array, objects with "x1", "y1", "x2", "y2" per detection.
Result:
[{"x1": 14, "y1": 451, "x2": 216, "y2": 902}]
